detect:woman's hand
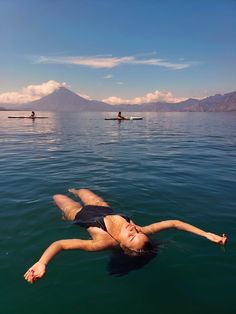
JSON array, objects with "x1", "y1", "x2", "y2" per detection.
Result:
[
  {"x1": 24, "y1": 261, "x2": 46, "y2": 284},
  {"x1": 206, "y1": 232, "x2": 227, "y2": 245}
]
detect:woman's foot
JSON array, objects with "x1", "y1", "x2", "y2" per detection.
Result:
[{"x1": 68, "y1": 188, "x2": 78, "y2": 196}]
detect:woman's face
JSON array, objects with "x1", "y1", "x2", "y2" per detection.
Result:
[{"x1": 119, "y1": 222, "x2": 149, "y2": 251}]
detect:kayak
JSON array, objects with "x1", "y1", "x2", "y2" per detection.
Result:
[
  {"x1": 8, "y1": 116, "x2": 48, "y2": 119},
  {"x1": 105, "y1": 117, "x2": 143, "y2": 121}
]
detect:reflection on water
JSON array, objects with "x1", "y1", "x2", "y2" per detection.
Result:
[{"x1": 0, "y1": 111, "x2": 58, "y2": 147}]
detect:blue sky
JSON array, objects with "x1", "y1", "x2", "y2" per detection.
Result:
[{"x1": 0, "y1": 0, "x2": 235, "y2": 104}]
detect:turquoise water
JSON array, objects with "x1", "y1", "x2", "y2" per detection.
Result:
[{"x1": 1, "y1": 111, "x2": 236, "y2": 314}]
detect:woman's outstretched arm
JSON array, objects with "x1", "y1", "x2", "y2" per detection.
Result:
[
  {"x1": 24, "y1": 239, "x2": 108, "y2": 284},
  {"x1": 139, "y1": 220, "x2": 227, "y2": 245}
]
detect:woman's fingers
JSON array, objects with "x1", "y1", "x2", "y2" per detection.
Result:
[
  {"x1": 217, "y1": 234, "x2": 227, "y2": 245},
  {"x1": 206, "y1": 232, "x2": 228, "y2": 245},
  {"x1": 24, "y1": 269, "x2": 35, "y2": 283},
  {"x1": 221, "y1": 234, "x2": 228, "y2": 245},
  {"x1": 24, "y1": 267, "x2": 39, "y2": 283},
  {"x1": 24, "y1": 262, "x2": 46, "y2": 283}
]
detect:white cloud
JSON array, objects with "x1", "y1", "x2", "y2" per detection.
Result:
[
  {"x1": 130, "y1": 59, "x2": 189, "y2": 70},
  {"x1": 77, "y1": 93, "x2": 91, "y2": 100},
  {"x1": 103, "y1": 74, "x2": 113, "y2": 79},
  {"x1": 35, "y1": 53, "x2": 193, "y2": 70},
  {"x1": 0, "y1": 80, "x2": 67, "y2": 104},
  {"x1": 103, "y1": 90, "x2": 187, "y2": 105},
  {"x1": 37, "y1": 55, "x2": 133, "y2": 69}
]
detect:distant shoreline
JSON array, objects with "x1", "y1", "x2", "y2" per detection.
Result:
[{"x1": 1, "y1": 87, "x2": 235, "y2": 112}]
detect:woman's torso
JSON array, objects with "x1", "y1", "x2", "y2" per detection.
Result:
[{"x1": 74, "y1": 205, "x2": 131, "y2": 244}]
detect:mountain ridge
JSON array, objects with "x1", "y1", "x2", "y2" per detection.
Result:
[{"x1": 1, "y1": 87, "x2": 236, "y2": 112}]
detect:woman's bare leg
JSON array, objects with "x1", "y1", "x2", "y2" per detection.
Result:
[
  {"x1": 53, "y1": 194, "x2": 82, "y2": 220},
  {"x1": 68, "y1": 188, "x2": 109, "y2": 207}
]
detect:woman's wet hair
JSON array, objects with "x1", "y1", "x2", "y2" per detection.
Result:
[
  {"x1": 122, "y1": 240, "x2": 155, "y2": 257},
  {"x1": 107, "y1": 240, "x2": 157, "y2": 276}
]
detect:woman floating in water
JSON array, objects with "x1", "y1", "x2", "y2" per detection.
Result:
[{"x1": 24, "y1": 189, "x2": 227, "y2": 283}]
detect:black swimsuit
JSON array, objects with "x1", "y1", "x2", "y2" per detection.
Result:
[{"x1": 74, "y1": 205, "x2": 130, "y2": 232}]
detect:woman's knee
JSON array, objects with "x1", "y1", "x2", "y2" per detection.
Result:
[
  {"x1": 53, "y1": 194, "x2": 73, "y2": 208},
  {"x1": 77, "y1": 189, "x2": 92, "y2": 198},
  {"x1": 53, "y1": 194, "x2": 66, "y2": 202},
  {"x1": 78, "y1": 188, "x2": 90, "y2": 194}
]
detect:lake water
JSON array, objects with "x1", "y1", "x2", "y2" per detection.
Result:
[{"x1": 0, "y1": 111, "x2": 236, "y2": 314}]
